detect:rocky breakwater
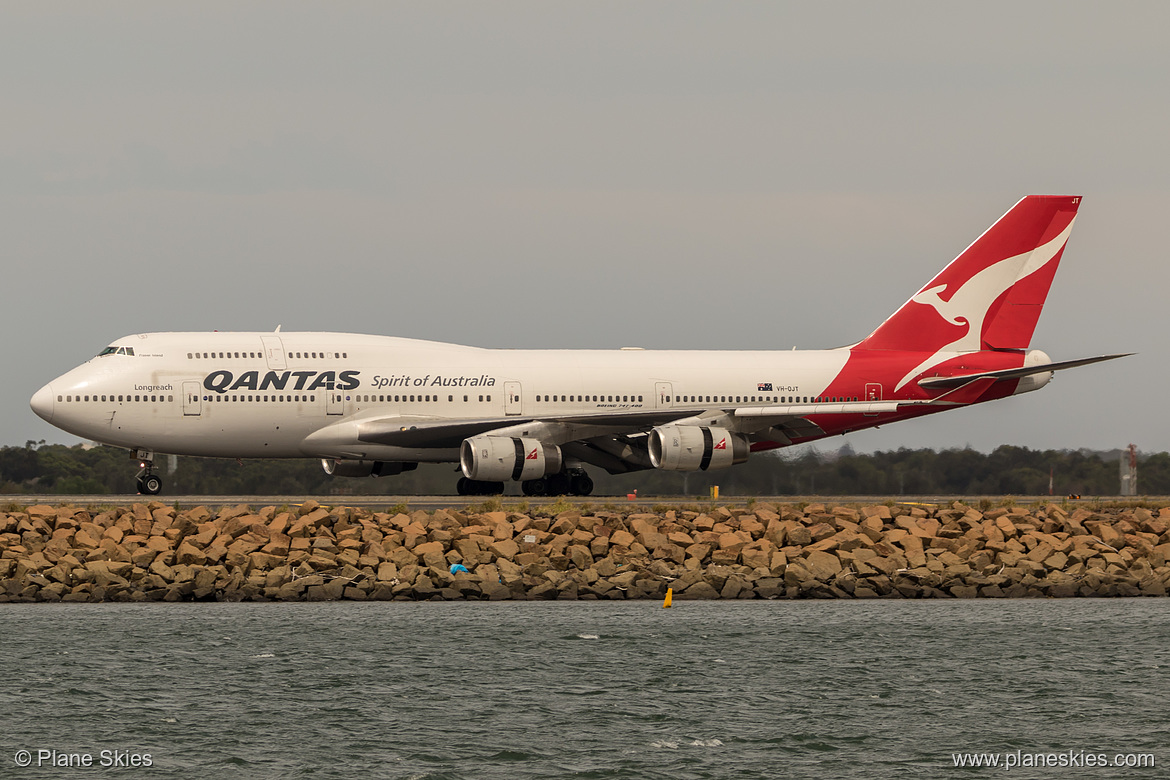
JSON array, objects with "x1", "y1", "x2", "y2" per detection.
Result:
[{"x1": 1, "y1": 500, "x2": 1169, "y2": 602}]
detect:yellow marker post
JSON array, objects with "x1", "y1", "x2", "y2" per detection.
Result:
[
  {"x1": 662, "y1": 587, "x2": 673, "y2": 608},
  {"x1": 710, "y1": 485, "x2": 719, "y2": 500}
]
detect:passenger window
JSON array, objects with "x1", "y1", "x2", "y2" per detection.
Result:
[
  {"x1": 486, "y1": 395, "x2": 491, "y2": 402},
  {"x1": 187, "y1": 353, "x2": 193, "y2": 359},
  {"x1": 479, "y1": 395, "x2": 483, "y2": 402},
  {"x1": 463, "y1": 395, "x2": 468, "y2": 402},
  {"x1": 448, "y1": 395, "x2": 453, "y2": 402}
]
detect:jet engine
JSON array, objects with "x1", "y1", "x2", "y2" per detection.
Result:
[
  {"x1": 321, "y1": 459, "x2": 418, "y2": 478},
  {"x1": 648, "y1": 425, "x2": 749, "y2": 471},
  {"x1": 460, "y1": 436, "x2": 562, "y2": 482}
]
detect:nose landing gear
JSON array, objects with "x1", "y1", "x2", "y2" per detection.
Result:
[{"x1": 132, "y1": 449, "x2": 163, "y2": 495}]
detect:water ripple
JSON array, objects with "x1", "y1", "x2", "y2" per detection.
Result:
[{"x1": 2, "y1": 600, "x2": 1168, "y2": 778}]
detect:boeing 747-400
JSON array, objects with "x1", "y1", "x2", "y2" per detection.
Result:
[{"x1": 31, "y1": 195, "x2": 1126, "y2": 495}]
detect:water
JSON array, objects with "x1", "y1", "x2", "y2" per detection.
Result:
[{"x1": 2, "y1": 600, "x2": 1167, "y2": 779}]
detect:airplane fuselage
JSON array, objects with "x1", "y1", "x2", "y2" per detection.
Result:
[{"x1": 31, "y1": 331, "x2": 1039, "y2": 461}]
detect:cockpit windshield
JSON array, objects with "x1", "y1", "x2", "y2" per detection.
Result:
[{"x1": 97, "y1": 346, "x2": 134, "y2": 357}]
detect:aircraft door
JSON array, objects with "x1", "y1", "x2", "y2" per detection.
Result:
[
  {"x1": 261, "y1": 335, "x2": 287, "y2": 370},
  {"x1": 655, "y1": 382, "x2": 673, "y2": 409},
  {"x1": 327, "y1": 390, "x2": 343, "y2": 415},
  {"x1": 865, "y1": 383, "x2": 882, "y2": 416},
  {"x1": 183, "y1": 381, "x2": 202, "y2": 416},
  {"x1": 505, "y1": 381, "x2": 522, "y2": 415}
]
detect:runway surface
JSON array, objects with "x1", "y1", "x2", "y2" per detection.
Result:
[{"x1": 5, "y1": 494, "x2": 1160, "y2": 510}]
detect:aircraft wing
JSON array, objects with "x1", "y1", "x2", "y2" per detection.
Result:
[{"x1": 348, "y1": 409, "x2": 699, "y2": 449}]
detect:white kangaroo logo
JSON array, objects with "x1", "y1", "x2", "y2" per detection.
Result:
[{"x1": 895, "y1": 218, "x2": 1075, "y2": 391}]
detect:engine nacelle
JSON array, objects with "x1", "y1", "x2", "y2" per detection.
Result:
[
  {"x1": 460, "y1": 436, "x2": 563, "y2": 482},
  {"x1": 648, "y1": 425, "x2": 749, "y2": 471},
  {"x1": 321, "y1": 459, "x2": 418, "y2": 478}
]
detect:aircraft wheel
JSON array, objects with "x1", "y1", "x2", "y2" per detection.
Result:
[
  {"x1": 140, "y1": 474, "x2": 163, "y2": 495},
  {"x1": 488, "y1": 481, "x2": 505, "y2": 495},
  {"x1": 522, "y1": 478, "x2": 547, "y2": 496},
  {"x1": 570, "y1": 474, "x2": 594, "y2": 496},
  {"x1": 457, "y1": 477, "x2": 471, "y2": 496},
  {"x1": 546, "y1": 473, "x2": 571, "y2": 496}
]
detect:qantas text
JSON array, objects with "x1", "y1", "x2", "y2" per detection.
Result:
[{"x1": 203, "y1": 370, "x2": 360, "y2": 394}]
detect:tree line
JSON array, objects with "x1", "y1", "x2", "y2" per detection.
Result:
[{"x1": 0, "y1": 441, "x2": 1157, "y2": 497}]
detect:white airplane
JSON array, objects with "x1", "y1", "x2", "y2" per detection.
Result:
[{"x1": 31, "y1": 195, "x2": 1125, "y2": 496}]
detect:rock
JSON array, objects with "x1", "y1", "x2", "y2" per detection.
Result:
[
  {"x1": 678, "y1": 581, "x2": 720, "y2": 600},
  {"x1": 720, "y1": 575, "x2": 750, "y2": 599},
  {"x1": 803, "y1": 550, "x2": 843, "y2": 581},
  {"x1": 527, "y1": 581, "x2": 558, "y2": 600},
  {"x1": 787, "y1": 526, "x2": 813, "y2": 546},
  {"x1": 489, "y1": 538, "x2": 520, "y2": 560}
]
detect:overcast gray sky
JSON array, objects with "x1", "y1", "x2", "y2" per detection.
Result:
[{"x1": 3, "y1": 2, "x2": 1165, "y2": 454}]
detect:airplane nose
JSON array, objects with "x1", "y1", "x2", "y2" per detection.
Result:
[{"x1": 31, "y1": 384, "x2": 55, "y2": 423}]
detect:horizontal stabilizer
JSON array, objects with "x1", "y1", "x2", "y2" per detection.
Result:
[{"x1": 916, "y1": 353, "x2": 1131, "y2": 389}]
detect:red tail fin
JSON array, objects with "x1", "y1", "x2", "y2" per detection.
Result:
[{"x1": 858, "y1": 196, "x2": 1081, "y2": 352}]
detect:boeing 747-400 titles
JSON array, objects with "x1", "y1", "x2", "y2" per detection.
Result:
[{"x1": 31, "y1": 196, "x2": 1126, "y2": 495}]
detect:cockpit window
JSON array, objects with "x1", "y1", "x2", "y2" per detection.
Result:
[
  {"x1": 98, "y1": 347, "x2": 117, "y2": 357},
  {"x1": 97, "y1": 346, "x2": 135, "y2": 357}
]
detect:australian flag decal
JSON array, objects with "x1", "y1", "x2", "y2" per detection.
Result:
[{"x1": 758, "y1": 382, "x2": 773, "y2": 392}]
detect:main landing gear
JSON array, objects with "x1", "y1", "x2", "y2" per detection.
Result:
[
  {"x1": 455, "y1": 469, "x2": 595, "y2": 497},
  {"x1": 133, "y1": 450, "x2": 163, "y2": 495},
  {"x1": 456, "y1": 477, "x2": 505, "y2": 496},
  {"x1": 521, "y1": 469, "x2": 594, "y2": 497}
]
